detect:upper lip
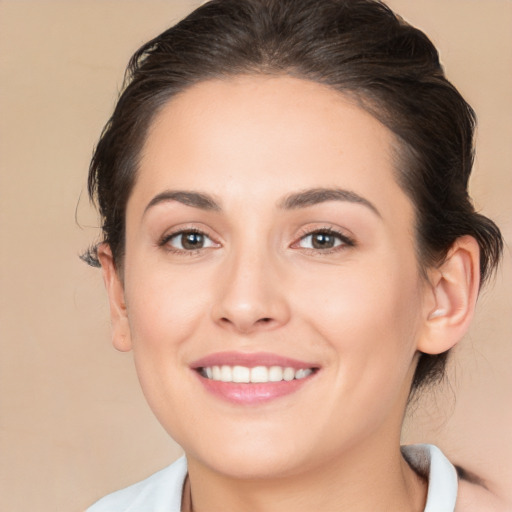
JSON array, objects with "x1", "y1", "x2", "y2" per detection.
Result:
[{"x1": 190, "y1": 351, "x2": 319, "y2": 370}]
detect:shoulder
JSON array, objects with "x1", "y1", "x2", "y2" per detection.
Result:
[
  {"x1": 455, "y1": 479, "x2": 510, "y2": 512},
  {"x1": 402, "y1": 445, "x2": 510, "y2": 512},
  {"x1": 86, "y1": 456, "x2": 187, "y2": 512},
  {"x1": 453, "y1": 462, "x2": 511, "y2": 511}
]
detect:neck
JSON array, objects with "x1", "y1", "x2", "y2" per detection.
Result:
[{"x1": 184, "y1": 438, "x2": 427, "y2": 512}]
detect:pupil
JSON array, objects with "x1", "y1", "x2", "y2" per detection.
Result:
[
  {"x1": 182, "y1": 232, "x2": 204, "y2": 250},
  {"x1": 312, "y1": 233, "x2": 334, "y2": 249}
]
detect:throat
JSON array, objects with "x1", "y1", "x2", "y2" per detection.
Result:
[{"x1": 183, "y1": 448, "x2": 428, "y2": 512}]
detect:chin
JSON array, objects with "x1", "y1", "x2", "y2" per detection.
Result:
[
  {"x1": 197, "y1": 446, "x2": 311, "y2": 480},
  {"x1": 177, "y1": 420, "x2": 319, "y2": 480}
]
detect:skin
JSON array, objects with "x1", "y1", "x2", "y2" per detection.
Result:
[{"x1": 99, "y1": 75, "x2": 482, "y2": 511}]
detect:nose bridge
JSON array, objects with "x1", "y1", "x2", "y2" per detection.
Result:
[{"x1": 212, "y1": 236, "x2": 289, "y2": 333}]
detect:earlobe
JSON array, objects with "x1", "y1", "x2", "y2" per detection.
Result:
[
  {"x1": 97, "y1": 244, "x2": 133, "y2": 352},
  {"x1": 418, "y1": 236, "x2": 480, "y2": 355}
]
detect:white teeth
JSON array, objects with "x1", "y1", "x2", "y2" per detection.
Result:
[
  {"x1": 250, "y1": 366, "x2": 268, "y2": 383},
  {"x1": 232, "y1": 365, "x2": 250, "y2": 383},
  {"x1": 212, "y1": 366, "x2": 222, "y2": 380},
  {"x1": 201, "y1": 365, "x2": 314, "y2": 383},
  {"x1": 295, "y1": 368, "x2": 313, "y2": 380},
  {"x1": 220, "y1": 365, "x2": 232, "y2": 382},
  {"x1": 268, "y1": 366, "x2": 283, "y2": 382},
  {"x1": 283, "y1": 367, "x2": 295, "y2": 381}
]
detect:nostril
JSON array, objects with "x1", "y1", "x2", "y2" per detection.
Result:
[{"x1": 216, "y1": 314, "x2": 280, "y2": 333}]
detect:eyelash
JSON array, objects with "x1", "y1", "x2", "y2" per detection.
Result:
[
  {"x1": 292, "y1": 227, "x2": 355, "y2": 254},
  {"x1": 158, "y1": 228, "x2": 219, "y2": 255},
  {"x1": 158, "y1": 226, "x2": 355, "y2": 255}
]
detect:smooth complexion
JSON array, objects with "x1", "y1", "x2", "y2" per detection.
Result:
[{"x1": 99, "y1": 75, "x2": 480, "y2": 512}]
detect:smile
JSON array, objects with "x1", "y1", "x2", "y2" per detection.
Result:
[
  {"x1": 199, "y1": 365, "x2": 314, "y2": 383},
  {"x1": 191, "y1": 352, "x2": 319, "y2": 404}
]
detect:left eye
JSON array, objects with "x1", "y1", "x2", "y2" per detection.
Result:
[
  {"x1": 166, "y1": 231, "x2": 216, "y2": 251},
  {"x1": 297, "y1": 231, "x2": 348, "y2": 250}
]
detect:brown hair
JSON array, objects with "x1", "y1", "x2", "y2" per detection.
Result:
[{"x1": 83, "y1": 0, "x2": 503, "y2": 391}]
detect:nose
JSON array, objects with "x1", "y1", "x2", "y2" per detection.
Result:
[{"x1": 211, "y1": 248, "x2": 291, "y2": 335}]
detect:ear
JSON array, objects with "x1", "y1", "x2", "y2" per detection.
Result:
[
  {"x1": 97, "y1": 244, "x2": 133, "y2": 352},
  {"x1": 418, "y1": 235, "x2": 481, "y2": 355}
]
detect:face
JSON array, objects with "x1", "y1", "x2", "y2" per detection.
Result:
[{"x1": 108, "y1": 75, "x2": 433, "y2": 479}]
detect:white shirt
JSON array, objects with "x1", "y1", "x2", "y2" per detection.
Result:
[{"x1": 87, "y1": 444, "x2": 458, "y2": 512}]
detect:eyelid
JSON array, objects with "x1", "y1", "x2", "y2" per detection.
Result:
[
  {"x1": 291, "y1": 225, "x2": 355, "y2": 252},
  {"x1": 157, "y1": 224, "x2": 354, "y2": 255},
  {"x1": 158, "y1": 226, "x2": 221, "y2": 253}
]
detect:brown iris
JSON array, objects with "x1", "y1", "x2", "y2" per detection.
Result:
[
  {"x1": 311, "y1": 232, "x2": 337, "y2": 249},
  {"x1": 180, "y1": 232, "x2": 205, "y2": 250}
]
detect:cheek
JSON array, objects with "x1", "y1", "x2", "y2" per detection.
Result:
[
  {"x1": 308, "y1": 267, "x2": 423, "y2": 429},
  {"x1": 123, "y1": 259, "x2": 211, "y2": 353},
  {"x1": 296, "y1": 252, "x2": 423, "y2": 372},
  {"x1": 121, "y1": 262, "x2": 214, "y2": 429}
]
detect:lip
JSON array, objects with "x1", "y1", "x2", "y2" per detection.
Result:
[
  {"x1": 190, "y1": 351, "x2": 320, "y2": 405},
  {"x1": 190, "y1": 351, "x2": 318, "y2": 370}
]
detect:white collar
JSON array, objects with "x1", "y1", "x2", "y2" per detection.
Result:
[
  {"x1": 402, "y1": 444, "x2": 458, "y2": 511},
  {"x1": 88, "y1": 444, "x2": 458, "y2": 512}
]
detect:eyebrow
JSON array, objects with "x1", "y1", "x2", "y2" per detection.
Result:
[
  {"x1": 143, "y1": 187, "x2": 381, "y2": 217},
  {"x1": 278, "y1": 187, "x2": 381, "y2": 217},
  {"x1": 143, "y1": 190, "x2": 221, "y2": 215}
]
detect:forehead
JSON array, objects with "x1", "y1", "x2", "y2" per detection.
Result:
[{"x1": 134, "y1": 74, "x2": 413, "y2": 224}]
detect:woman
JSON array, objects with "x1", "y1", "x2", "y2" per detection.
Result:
[{"x1": 84, "y1": 0, "x2": 505, "y2": 510}]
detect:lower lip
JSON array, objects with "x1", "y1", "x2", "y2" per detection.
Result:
[{"x1": 195, "y1": 373, "x2": 315, "y2": 405}]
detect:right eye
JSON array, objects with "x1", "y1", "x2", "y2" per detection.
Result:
[
  {"x1": 297, "y1": 230, "x2": 346, "y2": 250},
  {"x1": 163, "y1": 230, "x2": 218, "y2": 252}
]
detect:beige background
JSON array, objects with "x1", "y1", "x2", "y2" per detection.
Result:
[{"x1": 0, "y1": 1, "x2": 510, "y2": 510}]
